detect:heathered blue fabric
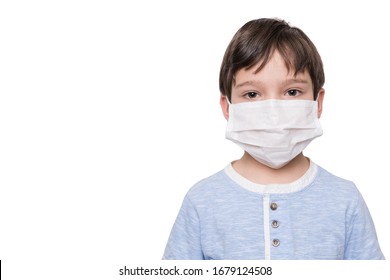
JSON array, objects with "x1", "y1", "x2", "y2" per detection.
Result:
[{"x1": 163, "y1": 164, "x2": 384, "y2": 260}]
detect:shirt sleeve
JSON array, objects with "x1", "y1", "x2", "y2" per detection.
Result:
[
  {"x1": 344, "y1": 190, "x2": 385, "y2": 260},
  {"x1": 162, "y1": 194, "x2": 204, "y2": 260}
]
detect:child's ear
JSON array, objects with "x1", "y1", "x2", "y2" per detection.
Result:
[
  {"x1": 220, "y1": 95, "x2": 230, "y2": 120},
  {"x1": 317, "y1": 88, "x2": 325, "y2": 118}
]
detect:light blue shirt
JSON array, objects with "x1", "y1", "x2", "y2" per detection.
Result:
[{"x1": 163, "y1": 161, "x2": 384, "y2": 260}]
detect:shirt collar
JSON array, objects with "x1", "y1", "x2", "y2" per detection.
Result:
[{"x1": 224, "y1": 160, "x2": 318, "y2": 194}]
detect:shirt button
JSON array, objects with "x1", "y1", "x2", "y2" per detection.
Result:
[
  {"x1": 271, "y1": 220, "x2": 279, "y2": 228},
  {"x1": 272, "y1": 239, "x2": 280, "y2": 247},
  {"x1": 270, "y1": 202, "x2": 278, "y2": 211}
]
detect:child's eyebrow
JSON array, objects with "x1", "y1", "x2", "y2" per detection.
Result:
[
  {"x1": 284, "y1": 78, "x2": 310, "y2": 84},
  {"x1": 234, "y1": 78, "x2": 310, "y2": 89},
  {"x1": 234, "y1": 80, "x2": 259, "y2": 88}
]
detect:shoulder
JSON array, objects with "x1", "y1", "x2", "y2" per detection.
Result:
[
  {"x1": 315, "y1": 165, "x2": 359, "y2": 194},
  {"x1": 313, "y1": 164, "x2": 366, "y2": 219},
  {"x1": 184, "y1": 167, "x2": 237, "y2": 204},
  {"x1": 312, "y1": 165, "x2": 363, "y2": 212}
]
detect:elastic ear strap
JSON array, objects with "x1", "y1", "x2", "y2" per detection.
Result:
[
  {"x1": 226, "y1": 96, "x2": 231, "y2": 105},
  {"x1": 315, "y1": 91, "x2": 321, "y2": 102}
]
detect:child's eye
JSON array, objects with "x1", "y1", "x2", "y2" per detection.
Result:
[
  {"x1": 286, "y1": 89, "x2": 301, "y2": 97},
  {"x1": 244, "y1": 91, "x2": 259, "y2": 99}
]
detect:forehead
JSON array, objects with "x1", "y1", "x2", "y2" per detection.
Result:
[{"x1": 234, "y1": 51, "x2": 312, "y2": 87}]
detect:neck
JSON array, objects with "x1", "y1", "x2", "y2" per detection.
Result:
[{"x1": 232, "y1": 152, "x2": 310, "y2": 184}]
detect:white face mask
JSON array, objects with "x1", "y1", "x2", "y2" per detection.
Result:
[{"x1": 225, "y1": 99, "x2": 323, "y2": 169}]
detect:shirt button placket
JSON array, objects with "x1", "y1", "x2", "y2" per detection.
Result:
[{"x1": 270, "y1": 202, "x2": 280, "y2": 248}]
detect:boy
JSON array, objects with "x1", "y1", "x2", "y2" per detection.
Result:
[{"x1": 163, "y1": 18, "x2": 384, "y2": 260}]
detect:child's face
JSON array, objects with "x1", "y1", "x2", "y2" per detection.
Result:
[{"x1": 232, "y1": 51, "x2": 314, "y2": 103}]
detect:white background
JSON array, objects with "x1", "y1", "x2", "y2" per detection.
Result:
[{"x1": 0, "y1": 0, "x2": 389, "y2": 279}]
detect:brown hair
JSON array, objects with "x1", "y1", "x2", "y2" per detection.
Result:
[{"x1": 219, "y1": 18, "x2": 325, "y2": 101}]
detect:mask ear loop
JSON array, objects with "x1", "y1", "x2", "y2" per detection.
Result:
[
  {"x1": 314, "y1": 91, "x2": 321, "y2": 102},
  {"x1": 226, "y1": 96, "x2": 232, "y2": 105},
  {"x1": 314, "y1": 91, "x2": 322, "y2": 118}
]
